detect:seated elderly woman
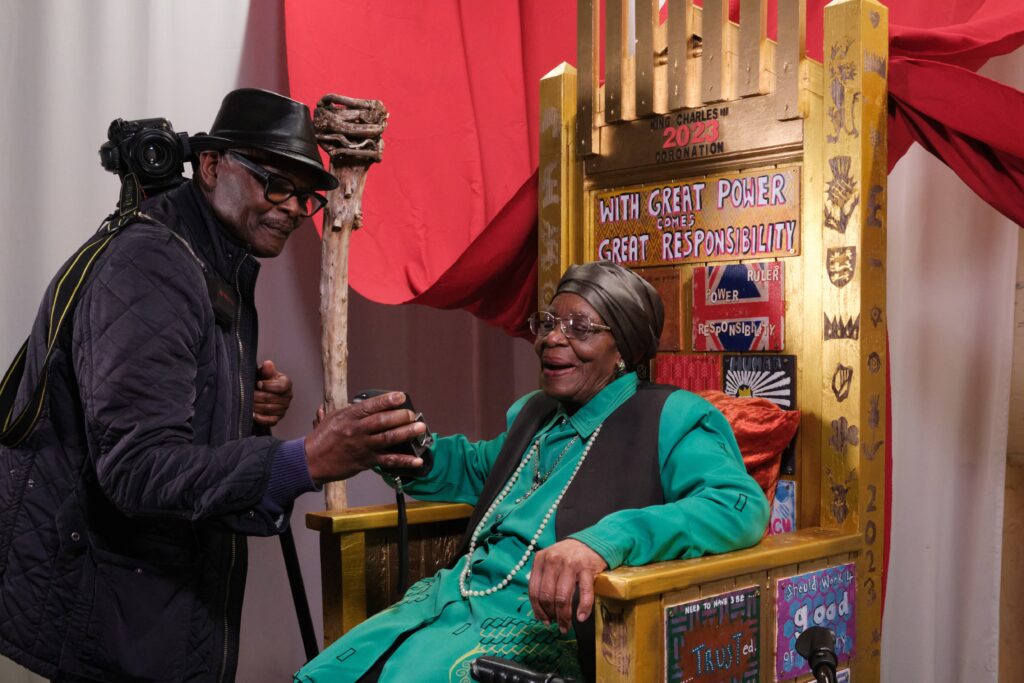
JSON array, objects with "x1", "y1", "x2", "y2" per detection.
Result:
[{"x1": 296, "y1": 261, "x2": 769, "y2": 683}]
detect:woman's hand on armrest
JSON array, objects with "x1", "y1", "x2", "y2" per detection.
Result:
[{"x1": 528, "y1": 539, "x2": 608, "y2": 634}]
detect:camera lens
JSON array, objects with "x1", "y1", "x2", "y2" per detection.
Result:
[
  {"x1": 130, "y1": 129, "x2": 179, "y2": 180},
  {"x1": 99, "y1": 117, "x2": 188, "y2": 196},
  {"x1": 141, "y1": 142, "x2": 166, "y2": 168}
]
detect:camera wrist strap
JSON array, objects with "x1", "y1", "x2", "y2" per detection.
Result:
[
  {"x1": 0, "y1": 177, "x2": 145, "y2": 448},
  {"x1": 393, "y1": 477, "x2": 410, "y2": 594}
]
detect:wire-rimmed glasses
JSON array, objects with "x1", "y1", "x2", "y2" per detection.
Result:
[{"x1": 527, "y1": 311, "x2": 612, "y2": 340}]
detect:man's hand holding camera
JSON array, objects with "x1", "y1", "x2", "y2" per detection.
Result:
[{"x1": 305, "y1": 392, "x2": 427, "y2": 483}]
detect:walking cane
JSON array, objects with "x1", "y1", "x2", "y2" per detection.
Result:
[
  {"x1": 279, "y1": 95, "x2": 389, "y2": 661},
  {"x1": 314, "y1": 93, "x2": 388, "y2": 512}
]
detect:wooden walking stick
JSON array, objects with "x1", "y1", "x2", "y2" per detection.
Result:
[{"x1": 313, "y1": 94, "x2": 388, "y2": 510}]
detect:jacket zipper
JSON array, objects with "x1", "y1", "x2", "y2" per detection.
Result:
[
  {"x1": 219, "y1": 255, "x2": 247, "y2": 683},
  {"x1": 219, "y1": 536, "x2": 238, "y2": 683}
]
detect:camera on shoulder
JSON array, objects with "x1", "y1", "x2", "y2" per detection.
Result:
[{"x1": 99, "y1": 118, "x2": 191, "y2": 197}]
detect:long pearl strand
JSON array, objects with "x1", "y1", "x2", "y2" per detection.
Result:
[{"x1": 458, "y1": 423, "x2": 604, "y2": 598}]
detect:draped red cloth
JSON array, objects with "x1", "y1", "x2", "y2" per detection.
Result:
[
  {"x1": 888, "y1": 11, "x2": 1024, "y2": 225},
  {"x1": 285, "y1": 0, "x2": 575, "y2": 337},
  {"x1": 285, "y1": 1, "x2": 1024, "y2": 338}
]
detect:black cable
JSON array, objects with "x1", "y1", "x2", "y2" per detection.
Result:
[
  {"x1": 813, "y1": 668, "x2": 839, "y2": 683},
  {"x1": 279, "y1": 528, "x2": 319, "y2": 662},
  {"x1": 395, "y1": 482, "x2": 409, "y2": 595}
]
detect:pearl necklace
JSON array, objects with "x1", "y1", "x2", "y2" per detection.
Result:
[{"x1": 458, "y1": 423, "x2": 603, "y2": 598}]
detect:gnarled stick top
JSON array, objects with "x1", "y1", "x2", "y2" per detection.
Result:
[{"x1": 314, "y1": 94, "x2": 388, "y2": 164}]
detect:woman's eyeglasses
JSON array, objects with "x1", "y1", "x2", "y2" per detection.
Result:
[
  {"x1": 228, "y1": 151, "x2": 328, "y2": 218},
  {"x1": 528, "y1": 311, "x2": 611, "y2": 340}
]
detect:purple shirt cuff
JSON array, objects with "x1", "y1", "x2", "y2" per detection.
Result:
[{"x1": 258, "y1": 438, "x2": 320, "y2": 528}]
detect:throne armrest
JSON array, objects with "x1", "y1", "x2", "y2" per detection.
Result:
[
  {"x1": 306, "y1": 501, "x2": 473, "y2": 534},
  {"x1": 309, "y1": 508, "x2": 863, "y2": 682},
  {"x1": 591, "y1": 527, "x2": 863, "y2": 683},
  {"x1": 307, "y1": 501, "x2": 473, "y2": 644},
  {"x1": 595, "y1": 527, "x2": 861, "y2": 601}
]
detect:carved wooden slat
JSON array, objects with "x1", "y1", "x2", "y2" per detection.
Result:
[
  {"x1": 605, "y1": 0, "x2": 627, "y2": 122},
  {"x1": 667, "y1": 0, "x2": 694, "y2": 111},
  {"x1": 822, "y1": 2, "x2": 888, "y2": 678},
  {"x1": 364, "y1": 518, "x2": 467, "y2": 617},
  {"x1": 661, "y1": 584, "x2": 700, "y2": 617},
  {"x1": 337, "y1": 532, "x2": 366, "y2": 643},
  {"x1": 749, "y1": 569, "x2": 772, "y2": 677},
  {"x1": 363, "y1": 529, "x2": 394, "y2": 616},
  {"x1": 311, "y1": 502, "x2": 472, "y2": 647},
  {"x1": 738, "y1": 0, "x2": 769, "y2": 96},
  {"x1": 700, "y1": 576, "x2": 738, "y2": 603},
  {"x1": 539, "y1": 64, "x2": 582, "y2": 307},
  {"x1": 776, "y1": 0, "x2": 806, "y2": 120},
  {"x1": 318, "y1": 532, "x2": 345, "y2": 646},
  {"x1": 636, "y1": 267, "x2": 683, "y2": 351},
  {"x1": 595, "y1": 596, "x2": 661, "y2": 683},
  {"x1": 797, "y1": 60, "x2": 826, "y2": 530},
  {"x1": 701, "y1": 0, "x2": 731, "y2": 103},
  {"x1": 577, "y1": 0, "x2": 598, "y2": 155},
  {"x1": 634, "y1": 0, "x2": 659, "y2": 117}
]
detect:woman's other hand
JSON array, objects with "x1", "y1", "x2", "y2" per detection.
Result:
[{"x1": 528, "y1": 539, "x2": 608, "y2": 633}]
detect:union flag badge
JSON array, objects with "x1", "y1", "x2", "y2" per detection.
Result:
[{"x1": 692, "y1": 261, "x2": 785, "y2": 351}]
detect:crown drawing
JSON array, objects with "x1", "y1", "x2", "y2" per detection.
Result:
[{"x1": 824, "y1": 313, "x2": 861, "y2": 340}]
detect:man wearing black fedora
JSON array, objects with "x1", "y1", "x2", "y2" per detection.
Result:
[{"x1": 0, "y1": 89, "x2": 425, "y2": 682}]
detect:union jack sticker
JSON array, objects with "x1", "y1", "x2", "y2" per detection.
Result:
[{"x1": 692, "y1": 261, "x2": 785, "y2": 351}]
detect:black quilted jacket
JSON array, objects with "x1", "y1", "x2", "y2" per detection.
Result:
[{"x1": 0, "y1": 182, "x2": 286, "y2": 682}]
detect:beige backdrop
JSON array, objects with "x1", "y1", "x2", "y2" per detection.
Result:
[{"x1": 881, "y1": 48, "x2": 1022, "y2": 682}]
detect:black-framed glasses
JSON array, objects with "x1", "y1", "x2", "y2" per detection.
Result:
[
  {"x1": 228, "y1": 151, "x2": 328, "y2": 218},
  {"x1": 528, "y1": 311, "x2": 611, "y2": 340}
]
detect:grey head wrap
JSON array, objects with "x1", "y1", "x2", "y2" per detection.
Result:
[{"x1": 553, "y1": 261, "x2": 664, "y2": 369}]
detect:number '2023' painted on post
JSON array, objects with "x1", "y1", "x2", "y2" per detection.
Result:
[{"x1": 662, "y1": 120, "x2": 720, "y2": 149}]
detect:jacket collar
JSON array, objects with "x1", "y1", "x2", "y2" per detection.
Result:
[
  {"x1": 549, "y1": 372, "x2": 639, "y2": 438},
  {"x1": 142, "y1": 180, "x2": 255, "y2": 283}
]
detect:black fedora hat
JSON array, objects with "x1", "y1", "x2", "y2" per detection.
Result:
[{"x1": 191, "y1": 88, "x2": 339, "y2": 191}]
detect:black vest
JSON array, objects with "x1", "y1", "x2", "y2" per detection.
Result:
[{"x1": 456, "y1": 382, "x2": 674, "y2": 681}]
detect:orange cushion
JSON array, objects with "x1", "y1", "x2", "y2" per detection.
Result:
[{"x1": 698, "y1": 390, "x2": 801, "y2": 507}]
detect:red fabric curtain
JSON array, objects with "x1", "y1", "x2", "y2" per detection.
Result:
[
  {"x1": 888, "y1": 9, "x2": 1024, "y2": 225},
  {"x1": 285, "y1": 1, "x2": 1024, "y2": 339},
  {"x1": 285, "y1": 0, "x2": 575, "y2": 337}
]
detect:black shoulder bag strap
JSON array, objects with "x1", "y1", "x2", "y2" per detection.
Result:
[{"x1": 0, "y1": 176, "x2": 147, "y2": 448}]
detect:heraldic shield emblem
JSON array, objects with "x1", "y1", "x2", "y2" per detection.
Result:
[{"x1": 827, "y1": 246, "x2": 857, "y2": 288}]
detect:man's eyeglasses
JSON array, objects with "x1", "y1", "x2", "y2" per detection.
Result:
[
  {"x1": 528, "y1": 311, "x2": 612, "y2": 341},
  {"x1": 228, "y1": 152, "x2": 328, "y2": 218}
]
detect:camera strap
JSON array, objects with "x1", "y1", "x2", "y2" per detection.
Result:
[
  {"x1": 0, "y1": 174, "x2": 157, "y2": 447},
  {"x1": 0, "y1": 217, "x2": 128, "y2": 447}
]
